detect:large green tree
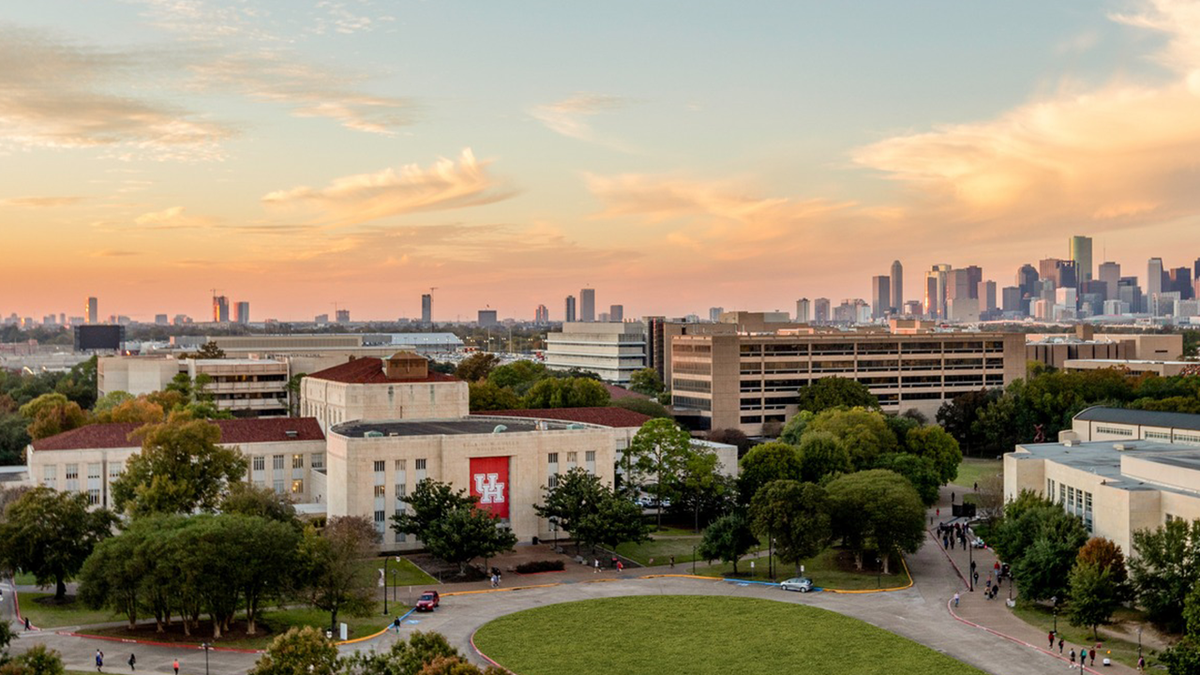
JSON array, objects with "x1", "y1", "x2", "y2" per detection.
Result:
[
  {"x1": 804, "y1": 407, "x2": 898, "y2": 469},
  {"x1": 454, "y1": 353, "x2": 501, "y2": 382},
  {"x1": 627, "y1": 368, "x2": 665, "y2": 398},
  {"x1": 521, "y1": 377, "x2": 610, "y2": 409},
  {"x1": 737, "y1": 441, "x2": 803, "y2": 504},
  {"x1": 750, "y1": 480, "x2": 831, "y2": 577},
  {"x1": 300, "y1": 516, "x2": 379, "y2": 633},
  {"x1": 18, "y1": 393, "x2": 87, "y2": 441},
  {"x1": 674, "y1": 448, "x2": 735, "y2": 533},
  {"x1": 795, "y1": 377, "x2": 879, "y2": 413},
  {"x1": 872, "y1": 453, "x2": 940, "y2": 506},
  {"x1": 467, "y1": 382, "x2": 521, "y2": 412},
  {"x1": 991, "y1": 495, "x2": 1088, "y2": 602},
  {"x1": 620, "y1": 418, "x2": 693, "y2": 527},
  {"x1": 904, "y1": 425, "x2": 962, "y2": 484},
  {"x1": 109, "y1": 412, "x2": 248, "y2": 516},
  {"x1": 420, "y1": 504, "x2": 517, "y2": 576},
  {"x1": 1068, "y1": 561, "x2": 1122, "y2": 640},
  {"x1": 391, "y1": 480, "x2": 475, "y2": 544},
  {"x1": 250, "y1": 626, "x2": 341, "y2": 675},
  {"x1": 698, "y1": 512, "x2": 759, "y2": 576},
  {"x1": 0, "y1": 487, "x2": 116, "y2": 600},
  {"x1": 485, "y1": 360, "x2": 547, "y2": 396},
  {"x1": 1130, "y1": 518, "x2": 1200, "y2": 632},
  {"x1": 534, "y1": 468, "x2": 607, "y2": 554},
  {"x1": 796, "y1": 432, "x2": 852, "y2": 484},
  {"x1": 824, "y1": 470, "x2": 925, "y2": 574}
]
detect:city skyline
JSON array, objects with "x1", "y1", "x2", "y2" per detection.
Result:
[{"x1": 3, "y1": 1, "x2": 1200, "y2": 320}]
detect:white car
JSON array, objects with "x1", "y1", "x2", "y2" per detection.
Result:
[{"x1": 780, "y1": 577, "x2": 813, "y2": 593}]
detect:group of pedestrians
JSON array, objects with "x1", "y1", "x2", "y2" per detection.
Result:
[
  {"x1": 94, "y1": 650, "x2": 180, "y2": 674},
  {"x1": 938, "y1": 521, "x2": 971, "y2": 550}
]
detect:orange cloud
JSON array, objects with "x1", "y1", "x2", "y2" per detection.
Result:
[{"x1": 261, "y1": 149, "x2": 517, "y2": 226}]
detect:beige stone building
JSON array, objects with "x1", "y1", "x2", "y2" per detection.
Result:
[
  {"x1": 1062, "y1": 359, "x2": 1199, "y2": 378},
  {"x1": 301, "y1": 353, "x2": 469, "y2": 432},
  {"x1": 669, "y1": 330, "x2": 1025, "y2": 434},
  {"x1": 544, "y1": 322, "x2": 647, "y2": 383},
  {"x1": 1006, "y1": 408, "x2": 1200, "y2": 555},
  {"x1": 28, "y1": 418, "x2": 326, "y2": 508},
  {"x1": 99, "y1": 356, "x2": 290, "y2": 417}
]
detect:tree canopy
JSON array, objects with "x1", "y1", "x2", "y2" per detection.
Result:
[
  {"x1": 737, "y1": 441, "x2": 803, "y2": 504},
  {"x1": 824, "y1": 469, "x2": 925, "y2": 573},
  {"x1": 795, "y1": 377, "x2": 879, "y2": 414},
  {"x1": 750, "y1": 480, "x2": 831, "y2": 576},
  {"x1": 804, "y1": 407, "x2": 898, "y2": 469},
  {"x1": 0, "y1": 487, "x2": 117, "y2": 600}
]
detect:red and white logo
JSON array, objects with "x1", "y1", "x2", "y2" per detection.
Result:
[
  {"x1": 469, "y1": 457, "x2": 510, "y2": 519},
  {"x1": 473, "y1": 473, "x2": 506, "y2": 505}
]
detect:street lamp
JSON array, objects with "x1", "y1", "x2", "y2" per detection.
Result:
[
  {"x1": 201, "y1": 643, "x2": 211, "y2": 675},
  {"x1": 1051, "y1": 596, "x2": 1058, "y2": 634},
  {"x1": 383, "y1": 556, "x2": 389, "y2": 615},
  {"x1": 391, "y1": 569, "x2": 398, "y2": 602},
  {"x1": 876, "y1": 557, "x2": 882, "y2": 588},
  {"x1": 1138, "y1": 626, "x2": 1143, "y2": 662}
]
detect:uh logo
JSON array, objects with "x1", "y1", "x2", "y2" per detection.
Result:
[{"x1": 473, "y1": 472, "x2": 506, "y2": 504}]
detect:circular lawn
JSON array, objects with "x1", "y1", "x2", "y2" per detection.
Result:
[{"x1": 473, "y1": 595, "x2": 984, "y2": 675}]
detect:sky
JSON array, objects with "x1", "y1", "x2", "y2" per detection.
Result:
[{"x1": 3, "y1": 0, "x2": 1200, "y2": 322}]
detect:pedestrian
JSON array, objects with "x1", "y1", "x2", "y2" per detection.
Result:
[
  {"x1": 952, "y1": 592, "x2": 959, "y2": 607},
  {"x1": 616, "y1": 561, "x2": 624, "y2": 573},
  {"x1": 96, "y1": 650, "x2": 104, "y2": 672},
  {"x1": 669, "y1": 556, "x2": 675, "y2": 569},
  {"x1": 393, "y1": 617, "x2": 400, "y2": 633},
  {"x1": 128, "y1": 653, "x2": 136, "y2": 671},
  {"x1": 942, "y1": 535, "x2": 949, "y2": 549},
  {"x1": 1059, "y1": 637, "x2": 1064, "y2": 654},
  {"x1": 1048, "y1": 631, "x2": 1055, "y2": 650},
  {"x1": 1069, "y1": 648, "x2": 1075, "y2": 666},
  {"x1": 172, "y1": 660, "x2": 179, "y2": 675},
  {"x1": 970, "y1": 560, "x2": 977, "y2": 575},
  {"x1": 936, "y1": 507, "x2": 940, "y2": 518},
  {"x1": 972, "y1": 571, "x2": 978, "y2": 587},
  {"x1": 1138, "y1": 655, "x2": 1145, "y2": 672},
  {"x1": 974, "y1": 482, "x2": 978, "y2": 492},
  {"x1": 23, "y1": 616, "x2": 30, "y2": 631},
  {"x1": 594, "y1": 558, "x2": 600, "y2": 574},
  {"x1": 1089, "y1": 648, "x2": 1095, "y2": 667},
  {"x1": 951, "y1": 491, "x2": 955, "y2": 503}
]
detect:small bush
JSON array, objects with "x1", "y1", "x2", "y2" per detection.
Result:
[{"x1": 515, "y1": 560, "x2": 566, "y2": 574}]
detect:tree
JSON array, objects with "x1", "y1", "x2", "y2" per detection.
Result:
[
  {"x1": 750, "y1": 480, "x2": 830, "y2": 577},
  {"x1": 612, "y1": 397, "x2": 672, "y2": 419},
  {"x1": 522, "y1": 377, "x2": 610, "y2": 409},
  {"x1": 18, "y1": 393, "x2": 86, "y2": 440},
  {"x1": 737, "y1": 441, "x2": 803, "y2": 504},
  {"x1": 803, "y1": 407, "x2": 898, "y2": 469},
  {"x1": 936, "y1": 389, "x2": 1000, "y2": 456},
  {"x1": 285, "y1": 373, "x2": 306, "y2": 417},
  {"x1": 109, "y1": 412, "x2": 248, "y2": 516},
  {"x1": 675, "y1": 448, "x2": 735, "y2": 532},
  {"x1": 627, "y1": 368, "x2": 665, "y2": 397},
  {"x1": 621, "y1": 419, "x2": 692, "y2": 527},
  {"x1": 0, "y1": 620, "x2": 13, "y2": 665},
  {"x1": 534, "y1": 469, "x2": 606, "y2": 554},
  {"x1": 824, "y1": 470, "x2": 925, "y2": 573},
  {"x1": 795, "y1": 377, "x2": 878, "y2": 413},
  {"x1": 1068, "y1": 561, "x2": 1122, "y2": 640},
  {"x1": 779, "y1": 410, "x2": 814, "y2": 445},
  {"x1": 1130, "y1": 518, "x2": 1200, "y2": 631},
  {"x1": 1009, "y1": 511, "x2": 1089, "y2": 602},
  {"x1": 344, "y1": 631, "x2": 507, "y2": 675},
  {"x1": 93, "y1": 396, "x2": 166, "y2": 425},
  {"x1": 705, "y1": 428, "x2": 753, "y2": 456},
  {"x1": 300, "y1": 516, "x2": 379, "y2": 633},
  {"x1": 221, "y1": 482, "x2": 300, "y2": 526},
  {"x1": 77, "y1": 519, "x2": 150, "y2": 630},
  {"x1": 1161, "y1": 638, "x2": 1200, "y2": 675},
  {"x1": 872, "y1": 453, "x2": 940, "y2": 506},
  {"x1": 467, "y1": 382, "x2": 521, "y2": 412},
  {"x1": 486, "y1": 360, "x2": 547, "y2": 396},
  {"x1": 422, "y1": 505, "x2": 517, "y2": 576},
  {"x1": 250, "y1": 626, "x2": 340, "y2": 675},
  {"x1": 698, "y1": 512, "x2": 758, "y2": 575},
  {"x1": 796, "y1": 432, "x2": 852, "y2": 484},
  {"x1": 577, "y1": 492, "x2": 652, "y2": 553},
  {"x1": 454, "y1": 353, "x2": 500, "y2": 382},
  {"x1": 0, "y1": 644, "x2": 66, "y2": 675},
  {"x1": 1076, "y1": 537, "x2": 1129, "y2": 590},
  {"x1": 193, "y1": 342, "x2": 227, "y2": 359},
  {"x1": 904, "y1": 425, "x2": 962, "y2": 485},
  {"x1": 0, "y1": 487, "x2": 117, "y2": 600},
  {"x1": 392, "y1": 480, "x2": 476, "y2": 544}
]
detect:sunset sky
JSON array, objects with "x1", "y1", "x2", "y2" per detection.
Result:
[{"x1": 4, "y1": 0, "x2": 1200, "y2": 322}]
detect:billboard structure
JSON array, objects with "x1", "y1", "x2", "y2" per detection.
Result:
[
  {"x1": 74, "y1": 325, "x2": 125, "y2": 352},
  {"x1": 469, "y1": 456, "x2": 510, "y2": 520}
]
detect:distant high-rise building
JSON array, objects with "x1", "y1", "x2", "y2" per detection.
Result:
[
  {"x1": 890, "y1": 260, "x2": 903, "y2": 312},
  {"x1": 947, "y1": 269, "x2": 973, "y2": 303},
  {"x1": 565, "y1": 295, "x2": 577, "y2": 323},
  {"x1": 964, "y1": 265, "x2": 983, "y2": 299},
  {"x1": 813, "y1": 298, "x2": 831, "y2": 324},
  {"x1": 478, "y1": 310, "x2": 498, "y2": 327},
  {"x1": 598, "y1": 312, "x2": 610, "y2": 323},
  {"x1": 902, "y1": 300, "x2": 922, "y2": 316},
  {"x1": 795, "y1": 298, "x2": 810, "y2": 323},
  {"x1": 234, "y1": 301, "x2": 250, "y2": 324},
  {"x1": 870, "y1": 275, "x2": 891, "y2": 319},
  {"x1": 1118, "y1": 277, "x2": 1143, "y2": 313},
  {"x1": 213, "y1": 295, "x2": 230, "y2": 323},
  {"x1": 1039, "y1": 258, "x2": 1077, "y2": 289},
  {"x1": 1016, "y1": 264, "x2": 1039, "y2": 299},
  {"x1": 314, "y1": 313, "x2": 330, "y2": 323},
  {"x1": 1069, "y1": 235, "x2": 1094, "y2": 284},
  {"x1": 1098, "y1": 262, "x2": 1121, "y2": 301},
  {"x1": 335, "y1": 309, "x2": 350, "y2": 323},
  {"x1": 580, "y1": 288, "x2": 596, "y2": 322},
  {"x1": 421, "y1": 294, "x2": 432, "y2": 323},
  {"x1": 1148, "y1": 257, "x2": 1164, "y2": 301},
  {"x1": 534, "y1": 304, "x2": 549, "y2": 325},
  {"x1": 155, "y1": 314, "x2": 169, "y2": 325},
  {"x1": 1001, "y1": 286, "x2": 1022, "y2": 313},
  {"x1": 85, "y1": 297, "x2": 98, "y2": 324},
  {"x1": 979, "y1": 280, "x2": 997, "y2": 314},
  {"x1": 1169, "y1": 267, "x2": 1194, "y2": 300},
  {"x1": 925, "y1": 264, "x2": 951, "y2": 319},
  {"x1": 709, "y1": 307, "x2": 724, "y2": 323},
  {"x1": 609, "y1": 304, "x2": 624, "y2": 322}
]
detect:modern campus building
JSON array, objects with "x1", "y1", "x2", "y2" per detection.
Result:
[
  {"x1": 543, "y1": 322, "x2": 647, "y2": 384},
  {"x1": 99, "y1": 356, "x2": 290, "y2": 417},
  {"x1": 1006, "y1": 408, "x2": 1200, "y2": 556},
  {"x1": 667, "y1": 326, "x2": 1025, "y2": 434}
]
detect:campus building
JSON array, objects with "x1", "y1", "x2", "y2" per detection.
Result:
[
  {"x1": 99, "y1": 356, "x2": 290, "y2": 417},
  {"x1": 543, "y1": 322, "x2": 647, "y2": 384},
  {"x1": 668, "y1": 328, "x2": 1025, "y2": 434},
  {"x1": 1005, "y1": 408, "x2": 1200, "y2": 555}
]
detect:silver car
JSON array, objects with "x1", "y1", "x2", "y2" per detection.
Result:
[{"x1": 780, "y1": 577, "x2": 813, "y2": 593}]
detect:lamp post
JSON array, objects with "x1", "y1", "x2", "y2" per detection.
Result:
[
  {"x1": 1051, "y1": 596, "x2": 1058, "y2": 634},
  {"x1": 392, "y1": 569, "x2": 398, "y2": 602},
  {"x1": 876, "y1": 557, "x2": 882, "y2": 588},
  {"x1": 201, "y1": 643, "x2": 211, "y2": 675},
  {"x1": 1138, "y1": 626, "x2": 1143, "y2": 662},
  {"x1": 550, "y1": 518, "x2": 558, "y2": 552},
  {"x1": 692, "y1": 544, "x2": 697, "y2": 575},
  {"x1": 382, "y1": 556, "x2": 389, "y2": 615}
]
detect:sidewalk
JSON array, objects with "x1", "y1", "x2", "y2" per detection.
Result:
[{"x1": 931, "y1": 486, "x2": 1139, "y2": 675}]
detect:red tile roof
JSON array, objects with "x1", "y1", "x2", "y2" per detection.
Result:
[
  {"x1": 603, "y1": 383, "x2": 651, "y2": 401},
  {"x1": 305, "y1": 357, "x2": 460, "y2": 384},
  {"x1": 478, "y1": 407, "x2": 651, "y2": 428},
  {"x1": 32, "y1": 417, "x2": 324, "y2": 452}
]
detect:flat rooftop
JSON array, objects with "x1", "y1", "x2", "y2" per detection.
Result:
[
  {"x1": 331, "y1": 416, "x2": 593, "y2": 438},
  {"x1": 1013, "y1": 439, "x2": 1200, "y2": 495}
]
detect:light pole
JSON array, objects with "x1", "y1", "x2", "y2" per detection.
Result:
[
  {"x1": 1138, "y1": 626, "x2": 1143, "y2": 662},
  {"x1": 392, "y1": 569, "x2": 398, "y2": 602},
  {"x1": 201, "y1": 643, "x2": 211, "y2": 675},
  {"x1": 382, "y1": 556, "x2": 389, "y2": 615},
  {"x1": 768, "y1": 536, "x2": 775, "y2": 581},
  {"x1": 692, "y1": 544, "x2": 697, "y2": 575},
  {"x1": 550, "y1": 518, "x2": 558, "y2": 552},
  {"x1": 1051, "y1": 596, "x2": 1058, "y2": 634},
  {"x1": 876, "y1": 557, "x2": 882, "y2": 588}
]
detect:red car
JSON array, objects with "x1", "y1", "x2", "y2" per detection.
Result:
[{"x1": 415, "y1": 590, "x2": 440, "y2": 612}]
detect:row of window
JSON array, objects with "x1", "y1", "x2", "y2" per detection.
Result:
[{"x1": 1049, "y1": 479, "x2": 1094, "y2": 532}]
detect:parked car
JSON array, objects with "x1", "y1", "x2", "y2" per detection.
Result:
[
  {"x1": 971, "y1": 537, "x2": 986, "y2": 549},
  {"x1": 415, "y1": 590, "x2": 440, "y2": 611},
  {"x1": 780, "y1": 577, "x2": 813, "y2": 593}
]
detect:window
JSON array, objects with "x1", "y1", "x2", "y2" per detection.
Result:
[
  {"x1": 65, "y1": 464, "x2": 79, "y2": 492},
  {"x1": 415, "y1": 458, "x2": 427, "y2": 470},
  {"x1": 416, "y1": 458, "x2": 427, "y2": 482},
  {"x1": 394, "y1": 509, "x2": 407, "y2": 543},
  {"x1": 374, "y1": 510, "x2": 386, "y2": 532},
  {"x1": 1095, "y1": 426, "x2": 1134, "y2": 437},
  {"x1": 109, "y1": 462, "x2": 122, "y2": 479},
  {"x1": 42, "y1": 465, "x2": 56, "y2": 489},
  {"x1": 253, "y1": 456, "x2": 265, "y2": 471},
  {"x1": 293, "y1": 454, "x2": 304, "y2": 469},
  {"x1": 311, "y1": 453, "x2": 324, "y2": 470},
  {"x1": 1145, "y1": 430, "x2": 1171, "y2": 441},
  {"x1": 87, "y1": 463, "x2": 101, "y2": 505},
  {"x1": 548, "y1": 474, "x2": 559, "y2": 489},
  {"x1": 374, "y1": 485, "x2": 386, "y2": 497},
  {"x1": 374, "y1": 460, "x2": 386, "y2": 473},
  {"x1": 273, "y1": 455, "x2": 285, "y2": 471},
  {"x1": 1084, "y1": 492, "x2": 1093, "y2": 532},
  {"x1": 292, "y1": 479, "x2": 304, "y2": 494},
  {"x1": 586, "y1": 451, "x2": 596, "y2": 462},
  {"x1": 273, "y1": 479, "x2": 285, "y2": 494},
  {"x1": 548, "y1": 452, "x2": 559, "y2": 464}
]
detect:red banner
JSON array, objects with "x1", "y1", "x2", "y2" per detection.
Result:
[{"x1": 469, "y1": 456, "x2": 510, "y2": 520}]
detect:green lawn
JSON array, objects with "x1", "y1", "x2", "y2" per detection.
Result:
[
  {"x1": 693, "y1": 547, "x2": 909, "y2": 590},
  {"x1": 12, "y1": 572, "x2": 37, "y2": 586},
  {"x1": 1009, "y1": 601, "x2": 1156, "y2": 670},
  {"x1": 952, "y1": 458, "x2": 1001, "y2": 489},
  {"x1": 474, "y1": 596, "x2": 985, "y2": 675},
  {"x1": 17, "y1": 593, "x2": 121, "y2": 628},
  {"x1": 373, "y1": 556, "x2": 437, "y2": 588},
  {"x1": 614, "y1": 535, "x2": 703, "y2": 567}
]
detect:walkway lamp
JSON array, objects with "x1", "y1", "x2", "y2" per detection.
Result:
[{"x1": 201, "y1": 643, "x2": 211, "y2": 675}]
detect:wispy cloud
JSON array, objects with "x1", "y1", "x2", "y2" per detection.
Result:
[
  {"x1": 1, "y1": 196, "x2": 87, "y2": 208},
  {"x1": 312, "y1": 1, "x2": 396, "y2": 35},
  {"x1": 262, "y1": 149, "x2": 517, "y2": 226},
  {"x1": 134, "y1": 206, "x2": 216, "y2": 229},
  {"x1": 531, "y1": 93, "x2": 637, "y2": 151},
  {"x1": 92, "y1": 249, "x2": 141, "y2": 257},
  {"x1": 0, "y1": 25, "x2": 234, "y2": 158}
]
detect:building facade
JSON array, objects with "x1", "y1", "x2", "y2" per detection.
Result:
[
  {"x1": 544, "y1": 322, "x2": 647, "y2": 383},
  {"x1": 670, "y1": 330, "x2": 1025, "y2": 434},
  {"x1": 99, "y1": 356, "x2": 290, "y2": 417}
]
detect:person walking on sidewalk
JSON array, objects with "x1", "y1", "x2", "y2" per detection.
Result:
[
  {"x1": 1058, "y1": 637, "x2": 1064, "y2": 654},
  {"x1": 952, "y1": 592, "x2": 959, "y2": 607},
  {"x1": 1069, "y1": 648, "x2": 1076, "y2": 667},
  {"x1": 95, "y1": 650, "x2": 104, "y2": 672},
  {"x1": 128, "y1": 653, "x2": 136, "y2": 671},
  {"x1": 1048, "y1": 631, "x2": 1055, "y2": 650},
  {"x1": 172, "y1": 660, "x2": 179, "y2": 675}
]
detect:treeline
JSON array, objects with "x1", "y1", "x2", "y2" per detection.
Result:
[
  {"x1": 938, "y1": 365, "x2": 1200, "y2": 456},
  {"x1": 0, "y1": 357, "x2": 96, "y2": 464}
]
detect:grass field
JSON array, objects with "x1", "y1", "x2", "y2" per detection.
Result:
[
  {"x1": 952, "y1": 458, "x2": 1001, "y2": 489},
  {"x1": 693, "y1": 547, "x2": 909, "y2": 590},
  {"x1": 1009, "y1": 601, "x2": 1155, "y2": 670},
  {"x1": 474, "y1": 596, "x2": 985, "y2": 675},
  {"x1": 17, "y1": 593, "x2": 121, "y2": 628},
  {"x1": 374, "y1": 556, "x2": 437, "y2": 587}
]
